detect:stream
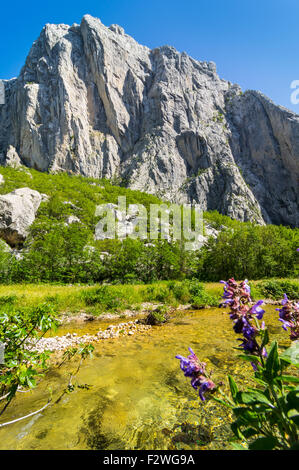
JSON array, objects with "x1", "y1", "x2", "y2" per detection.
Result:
[{"x1": 0, "y1": 306, "x2": 288, "y2": 450}]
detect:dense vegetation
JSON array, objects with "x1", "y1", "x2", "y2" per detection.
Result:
[
  {"x1": 0, "y1": 166, "x2": 298, "y2": 284},
  {"x1": 0, "y1": 299, "x2": 94, "y2": 424},
  {"x1": 197, "y1": 222, "x2": 299, "y2": 281}
]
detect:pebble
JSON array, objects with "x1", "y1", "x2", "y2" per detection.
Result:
[{"x1": 25, "y1": 320, "x2": 152, "y2": 353}]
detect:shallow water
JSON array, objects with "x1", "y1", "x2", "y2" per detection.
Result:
[{"x1": 0, "y1": 306, "x2": 290, "y2": 450}]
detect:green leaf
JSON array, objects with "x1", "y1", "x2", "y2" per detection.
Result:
[
  {"x1": 276, "y1": 375, "x2": 299, "y2": 384},
  {"x1": 237, "y1": 390, "x2": 274, "y2": 407},
  {"x1": 212, "y1": 397, "x2": 233, "y2": 408},
  {"x1": 289, "y1": 414, "x2": 299, "y2": 426},
  {"x1": 230, "y1": 442, "x2": 247, "y2": 450},
  {"x1": 228, "y1": 375, "x2": 239, "y2": 402},
  {"x1": 265, "y1": 341, "x2": 280, "y2": 381},
  {"x1": 233, "y1": 408, "x2": 260, "y2": 427},
  {"x1": 286, "y1": 389, "x2": 299, "y2": 412},
  {"x1": 231, "y1": 422, "x2": 244, "y2": 440},
  {"x1": 260, "y1": 328, "x2": 270, "y2": 349},
  {"x1": 280, "y1": 341, "x2": 299, "y2": 368},
  {"x1": 253, "y1": 377, "x2": 268, "y2": 387},
  {"x1": 242, "y1": 427, "x2": 259, "y2": 439},
  {"x1": 249, "y1": 436, "x2": 279, "y2": 450},
  {"x1": 237, "y1": 354, "x2": 260, "y2": 364}
]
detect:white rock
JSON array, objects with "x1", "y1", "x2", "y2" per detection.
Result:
[
  {"x1": 65, "y1": 215, "x2": 81, "y2": 225},
  {"x1": 5, "y1": 146, "x2": 21, "y2": 168},
  {"x1": 0, "y1": 188, "x2": 43, "y2": 246}
]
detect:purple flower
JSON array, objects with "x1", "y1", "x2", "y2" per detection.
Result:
[
  {"x1": 175, "y1": 347, "x2": 206, "y2": 377},
  {"x1": 276, "y1": 294, "x2": 299, "y2": 341},
  {"x1": 198, "y1": 380, "x2": 216, "y2": 401},
  {"x1": 238, "y1": 336, "x2": 258, "y2": 354},
  {"x1": 220, "y1": 279, "x2": 269, "y2": 362},
  {"x1": 244, "y1": 279, "x2": 251, "y2": 295},
  {"x1": 242, "y1": 318, "x2": 256, "y2": 340},
  {"x1": 176, "y1": 348, "x2": 216, "y2": 401},
  {"x1": 279, "y1": 319, "x2": 292, "y2": 331},
  {"x1": 220, "y1": 278, "x2": 252, "y2": 311},
  {"x1": 190, "y1": 376, "x2": 216, "y2": 401},
  {"x1": 233, "y1": 317, "x2": 244, "y2": 334},
  {"x1": 249, "y1": 300, "x2": 265, "y2": 320},
  {"x1": 281, "y1": 293, "x2": 288, "y2": 305}
]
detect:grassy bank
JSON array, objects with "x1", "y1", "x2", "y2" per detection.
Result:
[{"x1": 0, "y1": 278, "x2": 298, "y2": 318}]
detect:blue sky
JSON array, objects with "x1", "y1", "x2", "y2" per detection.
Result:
[{"x1": 1, "y1": 0, "x2": 299, "y2": 112}]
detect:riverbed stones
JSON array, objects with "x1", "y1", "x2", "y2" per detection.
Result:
[{"x1": 25, "y1": 320, "x2": 152, "y2": 353}]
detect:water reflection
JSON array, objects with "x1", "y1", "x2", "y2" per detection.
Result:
[{"x1": 0, "y1": 306, "x2": 287, "y2": 450}]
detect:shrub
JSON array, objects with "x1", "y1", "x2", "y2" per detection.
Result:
[
  {"x1": 0, "y1": 294, "x2": 18, "y2": 306},
  {"x1": 144, "y1": 306, "x2": 170, "y2": 325},
  {"x1": 143, "y1": 284, "x2": 173, "y2": 303},
  {"x1": 184, "y1": 279, "x2": 205, "y2": 299},
  {"x1": 191, "y1": 292, "x2": 219, "y2": 308},
  {"x1": 81, "y1": 286, "x2": 129, "y2": 312},
  {"x1": 168, "y1": 281, "x2": 191, "y2": 303},
  {"x1": 259, "y1": 280, "x2": 299, "y2": 300},
  {"x1": 0, "y1": 301, "x2": 94, "y2": 427}
]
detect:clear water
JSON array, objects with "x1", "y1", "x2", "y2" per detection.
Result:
[{"x1": 0, "y1": 306, "x2": 288, "y2": 450}]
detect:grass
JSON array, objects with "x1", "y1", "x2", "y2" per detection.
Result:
[
  {"x1": 0, "y1": 281, "x2": 214, "y2": 316},
  {"x1": 1, "y1": 278, "x2": 297, "y2": 318},
  {"x1": 0, "y1": 282, "x2": 156, "y2": 316},
  {"x1": 0, "y1": 166, "x2": 166, "y2": 231}
]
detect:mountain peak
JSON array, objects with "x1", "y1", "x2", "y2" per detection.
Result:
[{"x1": 0, "y1": 15, "x2": 298, "y2": 226}]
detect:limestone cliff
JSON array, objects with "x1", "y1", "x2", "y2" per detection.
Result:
[{"x1": 0, "y1": 15, "x2": 298, "y2": 226}]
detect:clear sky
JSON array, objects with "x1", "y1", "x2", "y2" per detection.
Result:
[{"x1": 1, "y1": 0, "x2": 299, "y2": 112}]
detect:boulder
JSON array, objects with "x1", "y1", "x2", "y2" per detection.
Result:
[
  {"x1": 0, "y1": 188, "x2": 43, "y2": 246},
  {"x1": 5, "y1": 146, "x2": 21, "y2": 168},
  {"x1": 65, "y1": 215, "x2": 81, "y2": 225}
]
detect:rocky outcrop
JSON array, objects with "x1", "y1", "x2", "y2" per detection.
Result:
[
  {"x1": 0, "y1": 15, "x2": 298, "y2": 226},
  {"x1": 5, "y1": 145, "x2": 21, "y2": 168},
  {"x1": 0, "y1": 188, "x2": 43, "y2": 246},
  {"x1": 65, "y1": 215, "x2": 81, "y2": 225},
  {"x1": 225, "y1": 90, "x2": 299, "y2": 227}
]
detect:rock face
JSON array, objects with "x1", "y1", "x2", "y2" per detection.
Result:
[
  {"x1": 0, "y1": 15, "x2": 298, "y2": 226},
  {"x1": 0, "y1": 188, "x2": 43, "y2": 246}
]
